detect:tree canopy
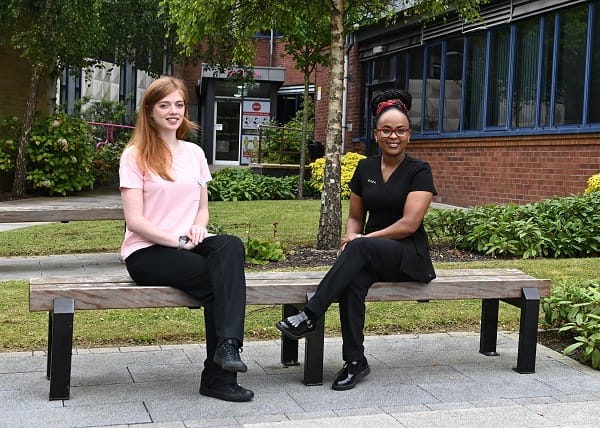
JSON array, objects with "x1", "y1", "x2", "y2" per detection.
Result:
[{"x1": 1, "y1": 0, "x2": 174, "y2": 197}]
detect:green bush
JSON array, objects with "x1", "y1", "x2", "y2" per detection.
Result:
[
  {"x1": 424, "y1": 192, "x2": 600, "y2": 259},
  {"x1": 207, "y1": 167, "x2": 297, "y2": 201},
  {"x1": 307, "y1": 152, "x2": 366, "y2": 199},
  {"x1": 93, "y1": 139, "x2": 128, "y2": 185},
  {"x1": 0, "y1": 117, "x2": 20, "y2": 174},
  {"x1": 259, "y1": 99, "x2": 313, "y2": 165},
  {"x1": 542, "y1": 279, "x2": 600, "y2": 369},
  {"x1": 245, "y1": 238, "x2": 286, "y2": 264},
  {"x1": 27, "y1": 114, "x2": 96, "y2": 195}
]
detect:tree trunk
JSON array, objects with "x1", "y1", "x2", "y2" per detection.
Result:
[
  {"x1": 12, "y1": 64, "x2": 43, "y2": 198},
  {"x1": 316, "y1": 0, "x2": 345, "y2": 249}
]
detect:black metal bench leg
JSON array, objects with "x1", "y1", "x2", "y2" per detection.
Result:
[
  {"x1": 46, "y1": 310, "x2": 53, "y2": 380},
  {"x1": 302, "y1": 292, "x2": 323, "y2": 385},
  {"x1": 479, "y1": 298, "x2": 500, "y2": 356},
  {"x1": 514, "y1": 287, "x2": 540, "y2": 374},
  {"x1": 280, "y1": 304, "x2": 300, "y2": 366},
  {"x1": 303, "y1": 313, "x2": 324, "y2": 385},
  {"x1": 48, "y1": 298, "x2": 74, "y2": 401}
]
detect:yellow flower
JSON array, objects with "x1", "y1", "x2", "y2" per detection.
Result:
[
  {"x1": 308, "y1": 152, "x2": 366, "y2": 199},
  {"x1": 585, "y1": 173, "x2": 600, "y2": 194}
]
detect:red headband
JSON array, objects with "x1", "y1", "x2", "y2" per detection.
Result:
[{"x1": 375, "y1": 99, "x2": 408, "y2": 116}]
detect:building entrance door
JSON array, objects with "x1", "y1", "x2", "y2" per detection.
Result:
[{"x1": 214, "y1": 100, "x2": 241, "y2": 165}]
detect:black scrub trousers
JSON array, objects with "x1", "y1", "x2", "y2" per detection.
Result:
[
  {"x1": 304, "y1": 235, "x2": 435, "y2": 363},
  {"x1": 124, "y1": 234, "x2": 246, "y2": 388}
]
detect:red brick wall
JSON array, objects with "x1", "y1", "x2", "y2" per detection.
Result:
[{"x1": 407, "y1": 134, "x2": 600, "y2": 207}]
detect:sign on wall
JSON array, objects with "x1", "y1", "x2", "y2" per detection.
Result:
[{"x1": 242, "y1": 101, "x2": 270, "y2": 129}]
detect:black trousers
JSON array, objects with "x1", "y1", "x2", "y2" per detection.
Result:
[
  {"x1": 305, "y1": 237, "x2": 419, "y2": 362},
  {"x1": 125, "y1": 234, "x2": 246, "y2": 387}
]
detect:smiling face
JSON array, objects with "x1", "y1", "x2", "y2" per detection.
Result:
[
  {"x1": 150, "y1": 90, "x2": 186, "y2": 135},
  {"x1": 374, "y1": 108, "x2": 411, "y2": 157}
]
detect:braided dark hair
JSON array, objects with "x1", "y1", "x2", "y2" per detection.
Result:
[{"x1": 370, "y1": 89, "x2": 412, "y2": 119}]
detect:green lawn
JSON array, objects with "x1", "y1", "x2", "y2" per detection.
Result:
[{"x1": 1, "y1": 199, "x2": 599, "y2": 351}]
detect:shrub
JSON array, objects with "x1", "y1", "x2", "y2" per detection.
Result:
[
  {"x1": 585, "y1": 173, "x2": 600, "y2": 194},
  {"x1": 207, "y1": 167, "x2": 297, "y2": 201},
  {"x1": 27, "y1": 114, "x2": 96, "y2": 195},
  {"x1": 245, "y1": 238, "x2": 286, "y2": 264},
  {"x1": 542, "y1": 279, "x2": 600, "y2": 369},
  {"x1": 259, "y1": 99, "x2": 314, "y2": 165},
  {"x1": 93, "y1": 138, "x2": 128, "y2": 185},
  {"x1": 0, "y1": 117, "x2": 20, "y2": 174},
  {"x1": 424, "y1": 192, "x2": 600, "y2": 259},
  {"x1": 307, "y1": 151, "x2": 366, "y2": 199}
]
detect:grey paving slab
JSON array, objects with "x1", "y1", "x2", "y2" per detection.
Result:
[
  {"x1": 1, "y1": 402, "x2": 151, "y2": 428},
  {"x1": 1, "y1": 334, "x2": 600, "y2": 427},
  {"x1": 390, "y1": 405, "x2": 552, "y2": 427},
  {"x1": 245, "y1": 414, "x2": 404, "y2": 427}
]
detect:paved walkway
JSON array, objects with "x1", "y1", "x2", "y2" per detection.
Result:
[
  {"x1": 2, "y1": 332, "x2": 600, "y2": 427},
  {"x1": 1, "y1": 193, "x2": 600, "y2": 427}
]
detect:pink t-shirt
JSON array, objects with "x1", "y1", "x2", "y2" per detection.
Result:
[{"x1": 119, "y1": 141, "x2": 212, "y2": 259}]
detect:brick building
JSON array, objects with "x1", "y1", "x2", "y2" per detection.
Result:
[{"x1": 347, "y1": 0, "x2": 600, "y2": 206}]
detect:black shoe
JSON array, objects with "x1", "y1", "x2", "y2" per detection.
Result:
[
  {"x1": 275, "y1": 316, "x2": 316, "y2": 340},
  {"x1": 213, "y1": 339, "x2": 248, "y2": 373},
  {"x1": 331, "y1": 357, "x2": 370, "y2": 391},
  {"x1": 200, "y1": 383, "x2": 254, "y2": 402}
]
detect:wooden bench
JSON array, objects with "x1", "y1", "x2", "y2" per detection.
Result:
[{"x1": 29, "y1": 268, "x2": 550, "y2": 401}]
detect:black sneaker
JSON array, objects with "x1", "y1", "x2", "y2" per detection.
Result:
[
  {"x1": 200, "y1": 383, "x2": 254, "y2": 402},
  {"x1": 331, "y1": 357, "x2": 370, "y2": 391},
  {"x1": 213, "y1": 339, "x2": 248, "y2": 373},
  {"x1": 275, "y1": 316, "x2": 316, "y2": 340}
]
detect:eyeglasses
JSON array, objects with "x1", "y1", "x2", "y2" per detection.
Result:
[{"x1": 376, "y1": 127, "x2": 409, "y2": 138}]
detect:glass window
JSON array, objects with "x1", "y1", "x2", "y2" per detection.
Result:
[
  {"x1": 396, "y1": 53, "x2": 407, "y2": 90},
  {"x1": 554, "y1": 5, "x2": 588, "y2": 125},
  {"x1": 444, "y1": 38, "x2": 464, "y2": 132},
  {"x1": 540, "y1": 15, "x2": 556, "y2": 127},
  {"x1": 424, "y1": 44, "x2": 442, "y2": 131},
  {"x1": 407, "y1": 47, "x2": 424, "y2": 132},
  {"x1": 464, "y1": 33, "x2": 486, "y2": 130},
  {"x1": 372, "y1": 56, "x2": 394, "y2": 83},
  {"x1": 590, "y1": 3, "x2": 600, "y2": 123},
  {"x1": 487, "y1": 28, "x2": 510, "y2": 127},
  {"x1": 512, "y1": 18, "x2": 540, "y2": 128},
  {"x1": 556, "y1": 5, "x2": 588, "y2": 125}
]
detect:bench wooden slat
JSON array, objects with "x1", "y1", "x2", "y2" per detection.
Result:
[
  {"x1": 29, "y1": 269, "x2": 550, "y2": 311},
  {"x1": 0, "y1": 208, "x2": 124, "y2": 223}
]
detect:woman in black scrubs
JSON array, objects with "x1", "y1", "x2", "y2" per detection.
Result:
[{"x1": 276, "y1": 88, "x2": 437, "y2": 391}]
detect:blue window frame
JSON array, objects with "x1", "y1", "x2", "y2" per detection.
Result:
[{"x1": 361, "y1": 0, "x2": 600, "y2": 145}]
